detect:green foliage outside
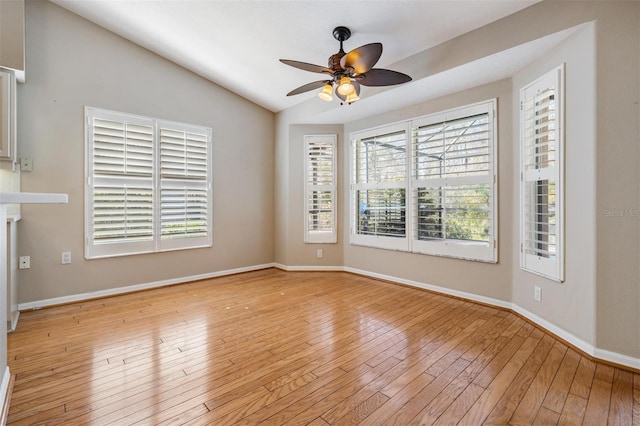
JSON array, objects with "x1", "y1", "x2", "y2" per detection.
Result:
[{"x1": 418, "y1": 184, "x2": 489, "y2": 242}]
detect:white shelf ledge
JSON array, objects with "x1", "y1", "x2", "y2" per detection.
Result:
[{"x1": 0, "y1": 192, "x2": 68, "y2": 204}]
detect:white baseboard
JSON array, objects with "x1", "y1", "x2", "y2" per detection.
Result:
[
  {"x1": 274, "y1": 263, "x2": 344, "y2": 272},
  {"x1": 343, "y1": 266, "x2": 513, "y2": 310},
  {"x1": 16, "y1": 262, "x2": 640, "y2": 371},
  {"x1": 593, "y1": 347, "x2": 640, "y2": 371},
  {"x1": 18, "y1": 263, "x2": 275, "y2": 311},
  {"x1": 7, "y1": 311, "x2": 19, "y2": 333},
  {"x1": 0, "y1": 366, "x2": 10, "y2": 426},
  {"x1": 511, "y1": 304, "x2": 594, "y2": 356},
  {"x1": 511, "y1": 304, "x2": 640, "y2": 370},
  {"x1": 343, "y1": 266, "x2": 639, "y2": 371}
]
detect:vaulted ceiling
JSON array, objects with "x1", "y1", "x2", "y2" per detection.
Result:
[{"x1": 50, "y1": 1, "x2": 549, "y2": 116}]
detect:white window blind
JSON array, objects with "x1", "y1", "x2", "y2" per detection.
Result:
[
  {"x1": 159, "y1": 124, "x2": 211, "y2": 251},
  {"x1": 350, "y1": 100, "x2": 497, "y2": 261},
  {"x1": 411, "y1": 102, "x2": 497, "y2": 262},
  {"x1": 352, "y1": 124, "x2": 409, "y2": 251},
  {"x1": 304, "y1": 135, "x2": 337, "y2": 244},
  {"x1": 85, "y1": 108, "x2": 212, "y2": 259},
  {"x1": 520, "y1": 65, "x2": 564, "y2": 281}
]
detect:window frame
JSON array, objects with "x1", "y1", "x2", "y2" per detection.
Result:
[
  {"x1": 411, "y1": 101, "x2": 497, "y2": 262},
  {"x1": 303, "y1": 134, "x2": 337, "y2": 244},
  {"x1": 519, "y1": 65, "x2": 565, "y2": 281},
  {"x1": 349, "y1": 99, "x2": 498, "y2": 262},
  {"x1": 350, "y1": 122, "x2": 410, "y2": 252},
  {"x1": 85, "y1": 107, "x2": 212, "y2": 259}
]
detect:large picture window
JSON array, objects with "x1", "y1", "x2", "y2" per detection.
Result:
[
  {"x1": 350, "y1": 100, "x2": 497, "y2": 262},
  {"x1": 520, "y1": 65, "x2": 564, "y2": 281},
  {"x1": 85, "y1": 107, "x2": 212, "y2": 259}
]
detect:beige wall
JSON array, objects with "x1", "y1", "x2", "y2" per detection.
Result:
[
  {"x1": 343, "y1": 80, "x2": 513, "y2": 302},
  {"x1": 506, "y1": 0, "x2": 640, "y2": 362},
  {"x1": 274, "y1": 103, "x2": 346, "y2": 266},
  {"x1": 285, "y1": 124, "x2": 344, "y2": 267},
  {"x1": 17, "y1": 0, "x2": 274, "y2": 302},
  {"x1": 277, "y1": 1, "x2": 640, "y2": 360},
  {"x1": 508, "y1": 0, "x2": 640, "y2": 362},
  {"x1": 591, "y1": 1, "x2": 640, "y2": 358},
  {"x1": 512, "y1": 24, "x2": 597, "y2": 347}
]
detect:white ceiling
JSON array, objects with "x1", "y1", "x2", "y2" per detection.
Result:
[{"x1": 49, "y1": 0, "x2": 549, "y2": 118}]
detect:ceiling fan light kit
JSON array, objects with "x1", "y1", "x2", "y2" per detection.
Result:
[
  {"x1": 337, "y1": 76, "x2": 355, "y2": 96},
  {"x1": 345, "y1": 91, "x2": 360, "y2": 103},
  {"x1": 280, "y1": 26, "x2": 412, "y2": 105},
  {"x1": 318, "y1": 84, "x2": 334, "y2": 101}
]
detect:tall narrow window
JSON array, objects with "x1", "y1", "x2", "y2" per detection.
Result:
[
  {"x1": 351, "y1": 123, "x2": 409, "y2": 251},
  {"x1": 158, "y1": 123, "x2": 211, "y2": 251},
  {"x1": 85, "y1": 108, "x2": 212, "y2": 259},
  {"x1": 520, "y1": 65, "x2": 564, "y2": 281},
  {"x1": 304, "y1": 135, "x2": 337, "y2": 243}
]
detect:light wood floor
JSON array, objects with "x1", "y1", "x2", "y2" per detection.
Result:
[{"x1": 6, "y1": 269, "x2": 640, "y2": 425}]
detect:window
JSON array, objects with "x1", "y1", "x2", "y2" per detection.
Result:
[
  {"x1": 304, "y1": 135, "x2": 337, "y2": 243},
  {"x1": 520, "y1": 65, "x2": 564, "y2": 281},
  {"x1": 350, "y1": 100, "x2": 497, "y2": 262},
  {"x1": 411, "y1": 103, "x2": 497, "y2": 261},
  {"x1": 352, "y1": 123, "x2": 409, "y2": 251},
  {"x1": 85, "y1": 107, "x2": 212, "y2": 259}
]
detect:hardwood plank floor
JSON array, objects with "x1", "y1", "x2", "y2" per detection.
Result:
[{"x1": 6, "y1": 269, "x2": 639, "y2": 425}]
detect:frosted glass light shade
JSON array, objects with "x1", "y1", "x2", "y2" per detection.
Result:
[
  {"x1": 318, "y1": 84, "x2": 333, "y2": 101},
  {"x1": 337, "y1": 76, "x2": 355, "y2": 96},
  {"x1": 346, "y1": 91, "x2": 360, "y2": 103}
]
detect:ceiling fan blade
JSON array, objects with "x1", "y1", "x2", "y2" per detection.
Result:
[
  {"x1": 335, "y1": 81, "x2": 361, "y2": 102},
  {"x1": 340, "y1": 43, "x2": 382, "y2": 74},
  {"x1": 280, "y1": 59, "x2": 334, "y2": 75},
  {"x1": 286, "y1": 80, "x2": 331, "y2": 96},
  {"x1": 358, "y1": 68, "x2": 412, "y2": 87}
]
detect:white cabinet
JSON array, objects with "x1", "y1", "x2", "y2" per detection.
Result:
[
  {"x1": 0, "y1": 0, "x2": 26, "y2": 81},
  {"x1": 0, "y1": 0, "x2": 23, "y2": 168},
  {"x1": 0, "y1": 70, "x2": 16, "y2": 167},
  {"x1": 5, "y1": 216, "x2": 18, "y2": 332}
]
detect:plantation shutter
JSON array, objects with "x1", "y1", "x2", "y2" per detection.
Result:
[
  {"x1": 352, "y1": 124, "x2": 408, "y2": 251},
  {"x1": 158, "y1": 122, "x2": 212, "y2": 251},
  {"x1": 349, "y1": 100, "x2": 497, "y2": 261},
  {"x1": 413, "y1": 113, "x2": 491, "y2": 180},
  {"x1": 85, "y1": 108, "x2": 212, "y2": 259},
  {"x1": 86, "y1": 109, "x2": 155, "y2": 258},
  {"x1": 520, "y1": 65, "x2": 564, "y2": 281},
  {"x1": 411, "y1": 102, "x2": 496, "y2": 262},
  {"x1": 304, "y1": 135, "x2": 337, "y2": 243}
]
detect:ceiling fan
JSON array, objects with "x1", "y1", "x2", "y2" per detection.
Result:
[{"x1": 280, "y1": 26, "x2": 412, "y2": 104}]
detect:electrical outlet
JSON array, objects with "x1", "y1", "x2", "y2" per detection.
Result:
[
  {"x1": 534, "y1": 286, "x2": 541, "y2": 302},
  {"x1": 316, "y1": 249, "x2": 323, "y2": 258},
  {"x1": 61, "y1": 251, "x2": 71, "y2": 265},
  {"x1": 19, "y1": 256, "x2": 30, "y2": 269},
  {"x1": 20, "y1": 157, "x2": 33, "y2": 172}
]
